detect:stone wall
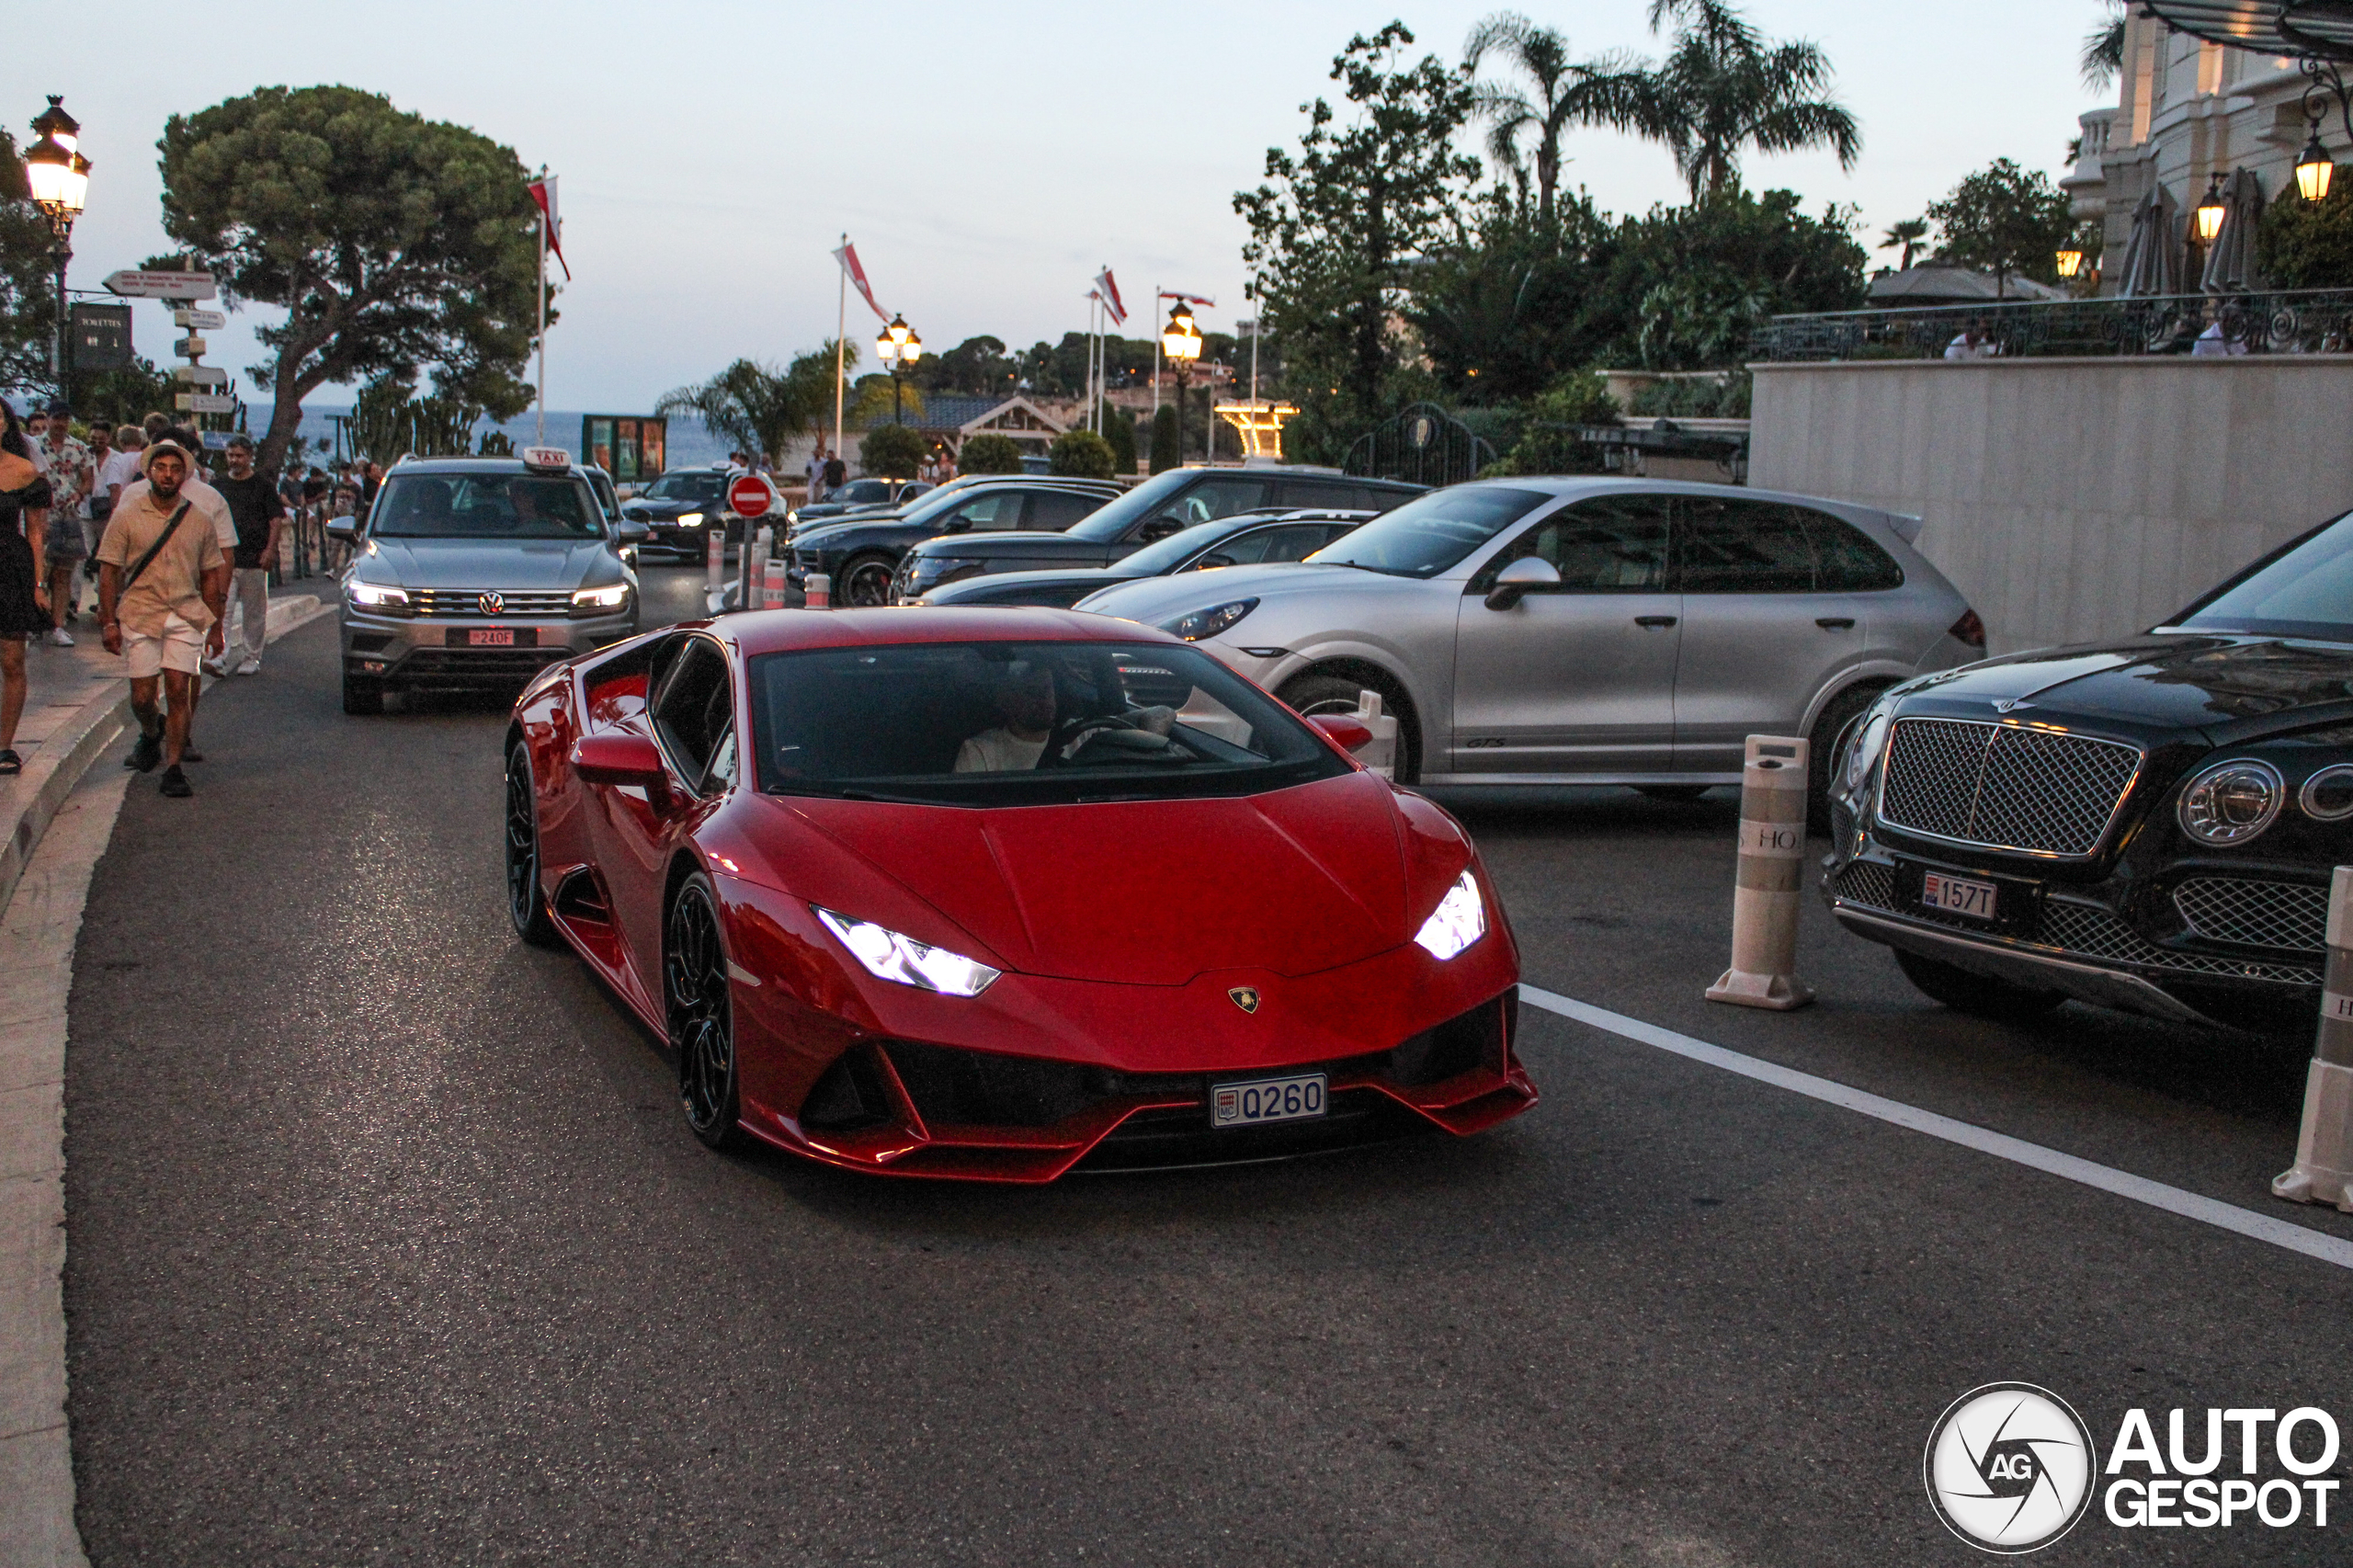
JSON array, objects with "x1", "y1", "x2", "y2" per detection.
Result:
[{"x1": 1748, "y1": 355, "x2": 2353, "y2": 654}]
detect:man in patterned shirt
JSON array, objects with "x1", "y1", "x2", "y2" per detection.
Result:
[{"x1": 32, "y1": 401, "x2": 92, "y2": 647}]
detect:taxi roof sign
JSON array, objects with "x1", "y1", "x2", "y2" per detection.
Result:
[{"x1": 521, "y1": 446, "x2": 574, "y2": 473}]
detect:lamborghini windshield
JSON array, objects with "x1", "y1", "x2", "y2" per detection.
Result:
[
  {"x1": 371, "y1": 474, "x2": 606, "y2": 540},
  {"x1": 749, "y1": 640, "x2": 1349, "y2": 805}
]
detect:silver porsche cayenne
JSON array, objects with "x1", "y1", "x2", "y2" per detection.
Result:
[
  {"x1": 1074, "y1": 478, "x2": 1984, "y2": 811},
  {"x1": 333, "y1": 452, "x2": 642, "y2": 714}
]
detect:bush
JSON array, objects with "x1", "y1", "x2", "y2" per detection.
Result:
[
  {"x1": 1487, "y1": 369, "x2": 1619, "y2": 476},
  {"x1": 1627, "y1": 369, "x2": 1751, "y2": 418},
  {"x1": 1103, "y1": 409, "x2": 1137, "y2": 473},
  {"x1": 2258, "y1": 172, "x2": 2353, "y2": 289},
  {"x1": 1148, "y1": 404, "x2": 1179, "y2": 473},
  {"x1": 960, "y1": 433, "x2": 1023, "y2": 474},
  {"x1": 1048, "y1": 428, "x2": 1116, "y2": 479},
  {"x1": 861, "y1": 422, "x2": 926, "y2": 478}
]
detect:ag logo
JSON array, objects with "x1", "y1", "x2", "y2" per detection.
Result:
[
  {"x1": 1227, "y1": 986, "x2": 1260, "y2": 1014},
  {"x1": 1925, "y1": 1383, "x2": 2097, "y2": 1554}
]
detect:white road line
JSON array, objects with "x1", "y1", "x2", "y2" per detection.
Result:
[{"x1": 1517, "y1": 983, "x2": 2353, "y2": 1274}]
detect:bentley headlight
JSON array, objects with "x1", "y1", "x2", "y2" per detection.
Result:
[
  {"x1": 814, "y1": 907, "x2": 1002, "y2": 997},
  {"x1": 1414, "y1": 869, "x2": 1486, "y2": 960},
  {"x1": 677, "y1": 511, "x2": 705, "y2": 528},
  {"x1": 572, "y1": 583, "x2": 632, "y2": 614},
  {"x1": 2302, "y1": 765, "x2": 2353, "y2": 822},
  {"x1": 1838, "y1": 699, "x2": 1894, "y2": 800},
  {"x1": 347, "y1": 578, "x2": 409, "y2": 613},
  {"x1": 1159, "y1": 597, "x2": 1258, "y2": 642},
  {"x1": 2177, "y1": 759, "x2": 2284, "y2": 846}
]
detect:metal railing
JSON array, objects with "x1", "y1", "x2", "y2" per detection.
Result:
[{"x1": 1750, "y1": 288, "x2": 2353, "y2": 362}]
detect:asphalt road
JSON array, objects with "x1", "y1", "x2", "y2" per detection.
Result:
[{"x1": 60, "y1": 566, "x2": 2353, "y2": 1565}]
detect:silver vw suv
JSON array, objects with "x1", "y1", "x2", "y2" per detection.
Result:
[{"x1": 332, "y1": 450, "x2": 644, "y2": 714}]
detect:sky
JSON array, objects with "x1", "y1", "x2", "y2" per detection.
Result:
[{"x1": 19, "y1": 0, "x2": 2118, "y2": 415}]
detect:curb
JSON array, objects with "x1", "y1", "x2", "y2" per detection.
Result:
[{"x1": 0, "y1": 595, "x2": 327, "y2": 922}]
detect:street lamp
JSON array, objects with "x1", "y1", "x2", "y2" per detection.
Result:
[
  {"x1": 874, "y1": 312, "x2": 922, "y2": 425},
  {"x1": 2194, "y1": 174, "x2": 2228, "y2": 244},
  {"x1": 23, "y1": 96, "x2": 91, "y2": 403},
  {"x1": 2054, "y1": 244, "x2": 2085, "y2": 279},
  {"x1": 1161, "y1": 302, "x2": 1202, "y2": 463}
]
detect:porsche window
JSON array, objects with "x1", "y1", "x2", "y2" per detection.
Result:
[
  {"x1": 749, "y1": 641, "x2": 1350, "y2": 805},
  {"x1": 2177, "y1": 510, "x2": 2353, "y2": 641},
  {"x1": 1307, "y1": 486, "x2": 1552, "y2": 577},
  {"x1": 371, "y1": 475, "x2": 604, "y2": 540}
]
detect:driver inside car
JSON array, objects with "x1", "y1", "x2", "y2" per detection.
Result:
[{"x1": 954, "y1": 659, "x2": 1060, "y2": 772}]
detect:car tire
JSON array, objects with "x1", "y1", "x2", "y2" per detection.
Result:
[
  {"x1": 505, "y1": 739, "x2": 563, "y2": 949},
  {"x1": 1893, "y1": 949, "x2": 2067, "y2": 1023},
  {"x1": 342, "y1": 670, "x2": 383, "y2": 715},
  {"x1": 837, "y1": 553, "x2": 896, "y2": 608},
  {"x1": 666, "y1": 871, "x2": 744, "y2": 1151},
  {"x1": 1635, "y1": 785, "x2": 1712, "y2": 802},
  {"x1": 1279, "y1": 671, "x2": 1419, "y2": 784},
  {"x1": 1808, "y1": 683, "x2": 1886, "y2": 835}
]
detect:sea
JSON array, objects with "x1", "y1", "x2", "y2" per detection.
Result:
[{"x1": 287, "y1": 407, "x2": 729, "y2": 472}]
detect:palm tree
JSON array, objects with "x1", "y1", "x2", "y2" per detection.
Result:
[
  {"x1": 2081, "y1": 1, "x2": 2128, "y2": 91},
  {"x1": 1880, "y1": 218, "x2": 1929, "y2": 271},
  {"x1": 656, "y1": 357, "x2": 828, "y2": 469},
  {"x1": 1462, "y1": 13, "x2": 1642, "y2": 225},
  {"x1": 1628, "y1": 0, "x2": 1860, "y2": 204}
]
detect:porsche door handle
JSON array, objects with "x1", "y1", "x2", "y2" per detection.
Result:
[
  {"x1": 1815, "y1": 617, "x2": 1857, "y2": 631},
  {"x1": 1633, "y1": 615, "x2": 1678, "y2": 629}
]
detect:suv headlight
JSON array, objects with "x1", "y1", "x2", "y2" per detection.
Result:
[
  {"x1": 1838, "y1": 699, "x2": 1895, "y2": 801},
  {"x1": 1160, "y1": 597, "x2": 1258, "y2": 642},
  {"x1": 2178, "y1": 759, "x2": 2284, "y2": 846},
  {"x1": 1414, "y1": 869, "x2": 1486, "y2": 960},
  {"x1": 676, "y1": 511, "x2": 705, "y2": 528},
  {"x1": 813, "y1": 907, "x2": 1002, "y2": 996},
  {"x1": 347, "y1": 579, "x2": 409, "y2": 613},
  {"x1": 572, "y1": 583, "x2": 632, "y2": 616}
]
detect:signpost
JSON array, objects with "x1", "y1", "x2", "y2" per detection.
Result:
[
  {"x1": 174, "y1": 365, "x2": 229, "y2": 386},
  {"x1": 103, "y1": 268, "x2": 216, "y2": 300},
  {"x1": 173, "y1": 308, "x2": 225, "y2": 331},
  {"x1": 727, "y1": 474, "x2": 778, "y2": 519},
  {"x1": 175, "y1": 392, "x2": 235, "y2": 415}
]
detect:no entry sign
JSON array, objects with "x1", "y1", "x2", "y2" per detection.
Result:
[{"x1": 727, "y1": 474, "x2": 777, "y2": 517}]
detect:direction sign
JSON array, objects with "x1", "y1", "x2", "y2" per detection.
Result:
[
  {"x1": 174, "y1": 365, "x2": 229, "y2": 387},
  {"x1": 104, "y1": 268, "x2": 217, "y2": 300},
  {"x1": 727, "y1": 473, "x2": 777, "y2": 517},
  {"x1": 173, "y1": 308, "x2": 226, "y2": 330},
  {"x1": 174, "y1": 392, "x2": 236, "y2": 415},
  {"x1": 174, "y1": 336, "x2": 208, "y2": 358}
]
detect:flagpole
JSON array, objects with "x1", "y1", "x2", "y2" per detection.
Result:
[
  {"x1": 833, "y1": 232, "x2": 847, "y2": 470},
  {"x1": 1151, "y1": 283, "x2": 1162, "y2": 436},
  {"x1": 1090, "y1": 295, "x2": 1101, "y2": 434},
  {"x1": 535, "y1": 183, "x2": 548, "y2": 445}
]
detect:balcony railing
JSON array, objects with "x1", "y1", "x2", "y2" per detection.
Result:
[{"x1": 1750, "y1": 289, "x2": 2353, "y2": 363}]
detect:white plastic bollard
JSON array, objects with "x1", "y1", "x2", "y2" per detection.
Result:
[
  {"x1": 761, "y1": 559, "x2": 789, "y2": 611},
  {"x1": 1354, "y1": 689, "x2": 1399, "y2": 779},
  {"x1": 743, "y1": 525, "x2": 770, "y2": 611},
  {"x1": 2274, "y1": 867, "x2": 2353, "y2": 1210},
  {"x1": 1706, "y1": 733, "x2": 1814, "y2": 1011},
  {"x1": 805, "y1": 572, "x2": 832, "y2": 610},
  {"x1": 705, "y1": 526, "x2": 724, "y2": 593}
]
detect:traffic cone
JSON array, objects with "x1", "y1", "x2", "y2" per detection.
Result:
[
  {"x1": 1706, "y1": 734, "x2": 1815, "y2": 1011},
  {"x1": 2274, "y1": 866, "x2": 2353, "y2": 1210}
]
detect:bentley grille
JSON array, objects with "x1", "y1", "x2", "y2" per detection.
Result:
[
  {"x1": 1877, "y1": 718, "x2": 2142, "y2": 857},
  {"x1": 2173, "y1": 877, "x2": 2329, "y2": 954}
]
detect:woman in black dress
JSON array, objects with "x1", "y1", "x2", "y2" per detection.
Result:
[{"x1": 0, "y1": 399, "x2": 54, "y2": 775}]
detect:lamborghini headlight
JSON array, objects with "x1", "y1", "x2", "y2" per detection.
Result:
[
  {"x1": 814, "y1": 906, "x2": 1002, "y2": 996},
  {"x1": 1414, "y1": 869, "x2": 1486, "y2": 960},
  {"x1": 1159, "y1": 597, "x2": 1257, "y2": 642}
]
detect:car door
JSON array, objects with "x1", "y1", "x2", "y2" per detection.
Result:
[
  {"x1": 1021, "y1": 489, "x2": 1104, "y2": 533},
  {"x1": 1670, "y1": 495, "x2": 1871, "y2": 773},
  {"x1": 1448, "y1": 493, "x2": 1681, "y2": 776},
  {"x1": 591, "y1": 634, "x2": 734, "y2": 995}
]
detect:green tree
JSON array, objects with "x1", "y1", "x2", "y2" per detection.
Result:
[
  {"x1": 1409, "y1": 188, "x2": 1614, "y2": 402},
  {"x1": 1463, "y1": 13, "x2": 1642, "y2": 226},
  {"x1": 919, "y1": 335, "x2": 1016, "y2": 396},
  {"x1": 74, "y1": 356, "x2": 178, "y2": 429},
  {"x1": 347, "y1": 374, "x2": 483, "y2": 460},
  {"x1": 1236, "y1": 21, "x2": 1482, "y2": 461},
  {"x1": 2082, "y1": 1, "x2": 2128, "y2": 90},
  {"x1": 1626, "y1": 0, "x2": 1859, "y2": 203},
  {"x1": 1148, "y1": 404, "x2": 1180, "y2": 473},
  {"x1": 2257, "y1": 169, "x2": 2353, "y2": 288},
  {"x1": 655, "y1": 358, "x2": 824, "y2": 468},
  {"x1": 0, "y1": 131, "x2": 61, "y2": 392},
  {"x1": 1583, "y1": 188, "x2": 1865, "y2": 368},
  {"x1": 1102, "y1": 408, "x2": 1137, "y2": 472},
  {"x1": 960, "y1": 433, "x2": 1024, "y2": 474},
  {"x1": 1048, "y1": 428, "x2": 1116, "y2": 479},
  {"x1": 1927, "y1": 158, "x2": 2075, "y2": 294},
  {"x1": 1879, "y1": 217, "x2": 1928, "y2": 270},
  {"x1": 1486, "y1": 369, "x2": 1620, "y2": 475},
  {"x1": 157, "y1": 85, "x2": 545, "y2": 475},
  {"x1": 861, "y1": 422, "x2": 926, "y2": 478}
]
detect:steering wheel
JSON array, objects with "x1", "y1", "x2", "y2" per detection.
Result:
[{"x1": 1042, "y1": 715, "x2": 1134, "y2": 767}]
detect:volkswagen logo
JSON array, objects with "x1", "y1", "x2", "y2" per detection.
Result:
[
  {"x1": 1227, "y1": 987, "x2": 1260, "y2": 1014},
  {"x1": 479, "y1": 592, "x2": 505, "y2": 616},
  {"x1": 1924, "y1": 1382, "x2": 2097, "y2": 1554}
]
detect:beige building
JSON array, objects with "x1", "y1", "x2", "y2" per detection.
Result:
[{"x1": 2065, "y1": 7, "x2": 2340, "y2": 289}]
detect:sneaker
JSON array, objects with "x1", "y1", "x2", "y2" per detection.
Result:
[
  {"x1": 0, "y1": 749, "x2": 19, "y2": 777},
  {"x1": 47, "y1": 627, "x2": 74, "y2": 647},
  {"x1": 181, "y1": 747, "x2": 204, "y2": 764},
  {"x1": 125, "y1": 731, "x2": 162, "y2": 772},
  {"x1": 201, "y1": 655, "x2": 228, "y2": 677},
  {"x1": 159, "y1": 765, "x2": 192, "y2": 799},
  {"x1": 233, "y1": 656, "x2": 260, "y2": 676}
]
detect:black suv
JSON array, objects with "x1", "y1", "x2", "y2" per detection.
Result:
[
  {"x1": 888, "y1": 464, "x2": 1421, "y2": 602},
  {"x1": 1824, "y1": 506, "x2": 2353, "y2": 1035},
  {"x1": 620, "y1": 468, "x2": 730, "y2": 558},
  {"x1": 786, "y1": 478, "x2": 1122, "y2": 607}
]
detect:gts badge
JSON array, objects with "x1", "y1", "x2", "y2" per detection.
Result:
[{"x1": 1466, "y1": 737, "x2": 1506, "y2": 748}]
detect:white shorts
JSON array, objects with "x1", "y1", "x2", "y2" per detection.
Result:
[{"x1": 123, "y1": 612, "x2": 205, "y2": 679}]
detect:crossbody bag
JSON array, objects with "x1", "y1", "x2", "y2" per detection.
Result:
[{"x1": 118, "y1": 501, "x2": 194, "y2": 595}]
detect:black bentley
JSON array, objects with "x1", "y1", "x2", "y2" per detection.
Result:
[{"x1": 1824, "y1": 508, "x2": 2353, "y2": 1034}]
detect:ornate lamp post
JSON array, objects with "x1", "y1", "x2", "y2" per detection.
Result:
[
  {"x1": 874, "y1": 312, "x2": 922, "y2": 425},
  {"x1": 22, "y1": 96, "x2": 91, "y2": 402},
  {"x1": 1160, "y1": 301, "x2": 1202, "y2": 462}
]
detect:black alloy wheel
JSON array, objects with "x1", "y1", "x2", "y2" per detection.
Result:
[
  {"x1": 505, "y1": 740, "x2": 562, "y2": 948},
  {"x1": 667, "y1": 873, "x2": 743, "y2": 1150},
  {"x1": 837, "y1": 552, "x2": 897, "y2": 608}
]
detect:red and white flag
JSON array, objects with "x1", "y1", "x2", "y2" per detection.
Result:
[
  {"x1": 1159, "y1": 288, "x2": 1215, "y2": 307},
  {"x1": 833, "y1": 241, "x2": 890, "y2": 324},
  {"x1": 529, "y1": 176, "x2": 570, "y2": 280},
  {"x1": 1093, "y1": 267, "x2": 1127, "y2": 325}
]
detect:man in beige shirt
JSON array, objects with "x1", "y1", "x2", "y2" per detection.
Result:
[
  {"x1": 110, "y1": 426, "x2": 237, "y2": 752},
  {"x1": 97, "y1": 440, "x2": 227, "y2": 798}
]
